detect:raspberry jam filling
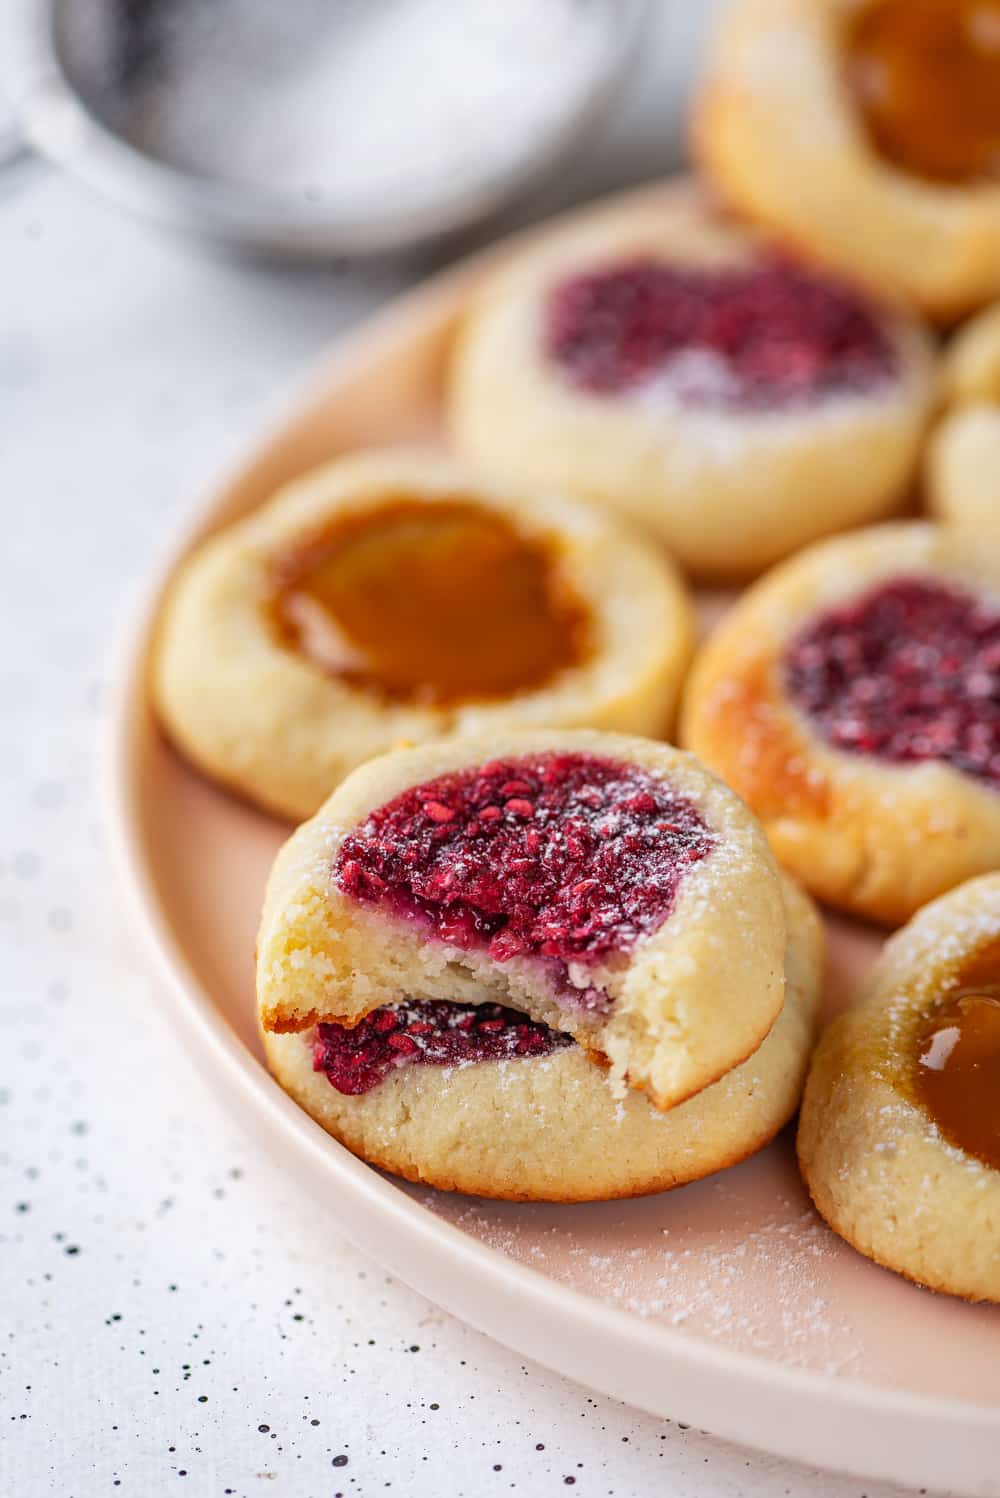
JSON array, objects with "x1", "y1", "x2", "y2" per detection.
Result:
[
  {"x1": 313, "y1": 999, "x2": 573, "y2": 1096},
  {"x1": 915, "y1": 988, "x2": 1000, "y2": 1170},
  {"x1": 272, "y1": 497, "x2": 589, "y2": 705},
  {"x1": 784, "y1": 577, "x2": 1000, "y2": 788},
  {"x1": 544, "y1": 257, "x2": 896, "y2": 407},
  {"x1": 845, "y1": 0, "x2": 1000, "y2": 184},
  {"x1": 335, "y1": 752, "x2": 713, "y2": 1005}
]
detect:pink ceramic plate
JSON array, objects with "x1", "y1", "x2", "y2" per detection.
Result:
[{"x1": 109, "y1": 182, "x2": 1000, "y2": 1496}]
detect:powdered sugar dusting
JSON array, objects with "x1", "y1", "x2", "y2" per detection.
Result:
[
  {"x1": 545, "y1": 256, "x2": 897, "y2": 409},
  {"x1": 419, "y1": 1158, "x2": 867, "y2": 1379},
  {"x1": 335, "y1": 752, "x2": 714, "y2": 999},
  {"x1": 785, "y1": 576, "x2": 1000, "y2": 789}
]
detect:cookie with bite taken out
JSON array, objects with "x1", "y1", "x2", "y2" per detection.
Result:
[
  {"x1": 264, "y1": 874, "x2": 822, "y2": 1201},
  {"x1": 256, "y1": 730, "x2": 788, "y2": 1115}
]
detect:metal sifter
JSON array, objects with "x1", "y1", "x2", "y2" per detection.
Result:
[{"x1": 3, "y1": 0, "x2": 646, "y2": 255}]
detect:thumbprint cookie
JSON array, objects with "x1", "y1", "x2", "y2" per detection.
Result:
[
  {"x1": 928, "y1": 302, "x2": 1000, "y2": 529},
  {"x1": 263, "y1": 875, "x2": 822, "y2": 1201},
  {"x1": 447, "y1": 190, "x2": 934, "y2": 580},
  {"x1": 256, "y1": 730, "x2": 787, "y2": 1113},
  {"x1": 941, "y1": 301, "x2": 1000, "y2": 409},
  {"x1": 682, "y1": 523, "x2": 1000, "y2": 925},
  {"x1": 152, "y1": 450, "x2": 693, "y2": 821},
  {"x1": 696, "y1": 0, "x2": 1000, "y2": 321},
  {"x1": 928, "y1": 407, "x2": 1000, "y2": 533},
  {"x1": 799, "y1": 874, "x2": 1000, "y2": 1302}
]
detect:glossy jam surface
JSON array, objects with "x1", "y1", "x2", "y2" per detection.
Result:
[
  {"x1": 544, "y1": 258, "x2": 895, "y2": 407},
  {"x1": 915, "y1": 988, "x2": 1000, "y2": 1168},
  {"x1": 274, "y1": 498, "x2": 588, "y2": 705},
  {"x1": 784, "y1": 577, "x2": 1000, "y2": 788},
  {"x1": 313, "y1": 999, "x2": 572, "y2": 1096},
  {"x1": 335, "y1": 753, "x2": 714, "y2": 993},
  {"x1": 845, "y1": 0, "x2": 1000, "y2": 182}
]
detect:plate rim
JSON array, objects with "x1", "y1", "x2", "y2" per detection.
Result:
[{"x1": 106, "y1": 181, "x2": 1000, "y2": 1497}]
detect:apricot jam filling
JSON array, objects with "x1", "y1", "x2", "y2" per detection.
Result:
[
  {"x1": 544, "y1": 257, "x2": 895, "y2": 407},
  {"x1": 915, "y1": 987, "x2": 1000, "y2": 1169},
  {"x1": 313, "y1": 999, "x2": 573, "y2": 1096},
  {"x1": 273, "y1": 498, "x2": 589, "y2": 705},
  {"x1": 335, "y1": 752, "x2": 714, "y2": 1007},
  {"x1": 783, "y1": 576, "x2": 1000, "y2": 788},
  {"x1": 845, "y1": 0, "x2": 1000, "y2": 183}
]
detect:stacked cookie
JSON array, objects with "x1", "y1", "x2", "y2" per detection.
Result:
[{"x1": 256, "y1": 731, "x2": 822, "y2": 1201}]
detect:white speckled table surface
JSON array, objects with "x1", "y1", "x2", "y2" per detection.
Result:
[{"x1": 0, "y1": 7, "x2": 950, "y2": 1495}]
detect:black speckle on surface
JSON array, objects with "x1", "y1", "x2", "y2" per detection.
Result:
[{"x1": 332, "y1": 1454, "x2": 349, "y2": 1468}]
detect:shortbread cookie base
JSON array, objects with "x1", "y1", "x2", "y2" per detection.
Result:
[{"x1": 265, "y1": 876, "x2": 821, "y2": 1202}]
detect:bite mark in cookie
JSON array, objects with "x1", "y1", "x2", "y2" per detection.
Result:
[
  {"x1": 257, "y1": 730, "x2": 786, "y2": 1111},
  {"x1": 335, "y1": 751, "x2": 714, "y2": 1008}
]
